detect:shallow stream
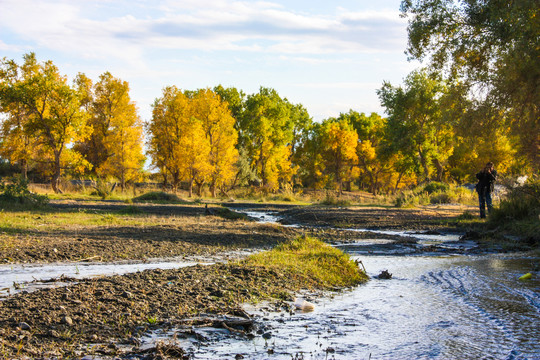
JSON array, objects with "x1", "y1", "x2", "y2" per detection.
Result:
[{"x1": 178, "y1": 209, "x2": 538, "y2": 359}]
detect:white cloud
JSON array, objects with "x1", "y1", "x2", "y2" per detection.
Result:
[{"x1": 0, "y1": 0, "x2": 407, "y2": 63}]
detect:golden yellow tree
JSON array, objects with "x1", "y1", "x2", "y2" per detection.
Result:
[
  {"x1": 192, "y1": 89, "x2": 238, "y2": 197},
  {"x1": 0, "y1": 53, "x2": 90, "y2": 192},
  {"x1": 73, "y1": 72, "x2": 145, "y2": 189},
  {"x1": 0, "y1": 57, "x2": 41, "y2": 178},
  {"x1": 179, "y1": 117, "x2": 211, "y2": 197},
  {"x1": 320, "y1": 118, "x2": 359, "y2": 194},
  {"x1": 148, "y1": 86, "x2": 191, "y2": 192}
]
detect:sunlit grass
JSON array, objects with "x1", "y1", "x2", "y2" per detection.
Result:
[
  {"x1": 0, "y1": 209, "x2": 158, "y2": 232},
  {"x1": 240, "y1": 235, "x2": 368, "y2": 289}
]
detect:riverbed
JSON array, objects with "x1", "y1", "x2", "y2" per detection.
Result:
[{"x1": 2, "y1": 205, "x2": 539, "y2": 359}]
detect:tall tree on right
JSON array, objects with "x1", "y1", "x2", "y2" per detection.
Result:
[
  {"x1": 401, "y1": 0, "x2": 539, "y2": 172},
  {"x1": 378, "y1": 70, "x2": 454, "y2": 183}
]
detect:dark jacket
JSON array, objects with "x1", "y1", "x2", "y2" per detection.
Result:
[{"x1": 476, "y1": 169, "x2": 497, "y2": 193}]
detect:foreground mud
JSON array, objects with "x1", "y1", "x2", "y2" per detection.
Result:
[{"x1": 0, "y1": 263, "x2": 311, "y2": 358}]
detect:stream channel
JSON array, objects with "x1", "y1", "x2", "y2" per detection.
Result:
[{"x1": 2, "y1": 209, "x2": 540, "y2": 359}]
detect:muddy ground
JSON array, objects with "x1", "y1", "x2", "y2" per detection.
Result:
[{"x1": 0, "y1": 200, "x2": 517, "y2": 358}]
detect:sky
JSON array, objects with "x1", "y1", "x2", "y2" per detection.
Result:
[{"x1": 0, "y1": 0, "x2": 420, "y2": 122}]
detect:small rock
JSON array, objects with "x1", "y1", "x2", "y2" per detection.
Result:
[
  {"x1": 326, "y1": 347, "x2": 336, "y2": 353},
  {"x1": 376, "y1": 270, "x2": 392, "y2": 279},
  {"x1": 19, "y1": 322, "x2": 31, "y2": 331},
  {"x1": 61, "y1": 316, "x2": 73, "y2": 326},
  {"x1": 49, "y1": 330, "x2": 60, "y2": 338},
  {"x1": 121, "y1": 291, "x2": 132, "y2": 299},
  {"x1": 262, "y1": 332, "x2": 272, "y2": 340},
  {"x1": 235, "y1": 355, "x2": 244, "y2": 360}
]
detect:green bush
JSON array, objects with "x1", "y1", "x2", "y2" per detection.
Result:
[
  {"x1": 423, "y1": 182, "x2": 450, "y2": 194},
  {"x1": 0, "y1": 177, "x2": 49, "y2": 208},
  {"x1": 490, "y1": 178, "x2": 540, "y2": 222},
  {"x1": 394, "y1": 182, "x2": 473, "y2": 207},
  {"x1": 91, "y1": 180, "x2": 116, "y2": 199}
]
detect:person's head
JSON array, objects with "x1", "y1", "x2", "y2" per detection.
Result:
[{"x1": 485, "y1": 162, "x2": 494, "y2": 171}]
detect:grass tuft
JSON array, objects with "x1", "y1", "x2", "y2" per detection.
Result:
[{"x1": 241, "y1": 236, "x2": 368, "y2": 289}]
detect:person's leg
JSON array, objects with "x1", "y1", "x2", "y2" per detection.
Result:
[
  {"x1": 486, "y1": 191, "x2": 493, "y2": 214},
  {"x1": 478, "y1": 190, "x2": 486, "y2": 218}
]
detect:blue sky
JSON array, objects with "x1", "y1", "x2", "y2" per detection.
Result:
[{"x1": 0, "y1": 0, "x2": 419, "y2": 122}]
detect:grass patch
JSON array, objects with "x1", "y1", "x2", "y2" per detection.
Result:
[
  {"x1": 132, "y1": 191, "x2": 185, "y2": 203},
  {"x1": 240, "y1": 236, "x2": 368, "y2": 289},
  {"x1": 210, "y1": 206, "x2": 249, "y2": 220}
]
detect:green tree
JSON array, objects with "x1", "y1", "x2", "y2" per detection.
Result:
[
  {"x1": 241, "y1": 87, "x2": 295, "y2": 191},
  {"x1": 401, "y1": 0, "x2": 540, "y2": 171},
  {"x1": 378, "y1": 69, "x2": 454, "y2": 182}
]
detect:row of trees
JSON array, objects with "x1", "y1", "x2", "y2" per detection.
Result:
[{"x1": 1, "y1": 0, "x2": 538, "y2": 195}]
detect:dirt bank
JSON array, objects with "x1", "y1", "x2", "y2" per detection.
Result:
[{"x1": 0, "y1": 263, "x2": 310, "y2": 358}]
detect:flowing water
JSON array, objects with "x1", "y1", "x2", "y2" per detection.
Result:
[{"x1": 165, "y1": 209, "x2": 538, "y2": 360}]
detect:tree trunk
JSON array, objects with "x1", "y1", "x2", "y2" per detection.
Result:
[
  {"x1": 21, "y1": 159, "x2": 28, "y2": 180},
  {"x1": 394, "y1": 171, "x2": 404, "y2": 193},
  {"x1": 188, "y1": 178, "x2": 193, "y2": 197},
  {"x1": 434, "y1": 159, "x2": 444, "y2": 182},
  {"x1": 418, "y1": 149, "x2": 430, "y2": 181},
  {"x1": 51, "y1": 156, "x2": 61, "y2": 193}
]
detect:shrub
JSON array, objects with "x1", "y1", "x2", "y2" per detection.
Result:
[
  {"x1": 133, "y1": 191, "x2": 181, "y2": 203},
  {"x1": 91, "y1": 180, "x2": 116, "y2": 199},
  {"x1": 395, "y1": 182, "x2": 474, "y2": 207},
  {"x1": 423, "y1": 182, "x2": 449, "y2": 194},
  {"x1": 490, "y1": 178, "x2": 540, "y2": 222},
  {"x1": 0, "y1": 177, "x2": 49, "y2": 208},
  {"x1": 319, "y1": 191, "x2": 351, "y2": 207}
]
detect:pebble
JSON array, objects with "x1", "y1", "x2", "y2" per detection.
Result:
[
  {"x1": 61, "y1": 316, "x2": 73, "y2": 326},
  {"x1": 121, "y1": 291, "x2": 132, "y2": 299},
  {"x1": 262, "y1": 332, "x2": 272, "y2": 340},
  {"x1": 19, "y1": 322, "x2": 31, "y2": 331}
]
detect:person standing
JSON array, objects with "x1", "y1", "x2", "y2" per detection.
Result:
[{"x1": 475, "y1": 162, "x2": 498, "y2": 218}]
